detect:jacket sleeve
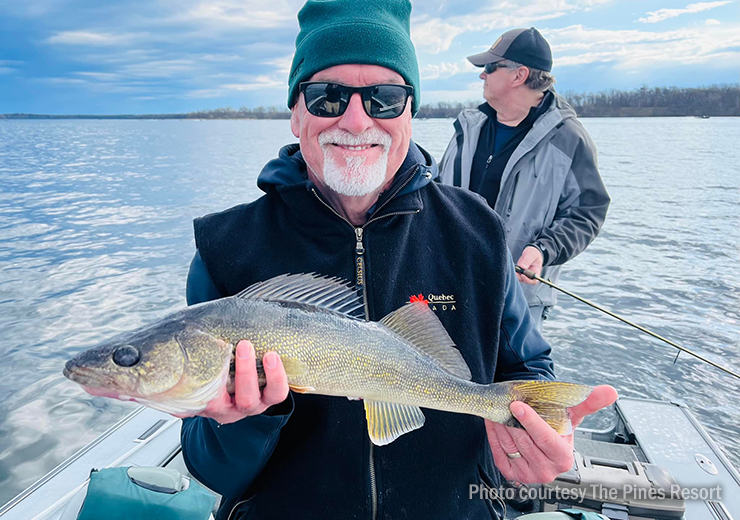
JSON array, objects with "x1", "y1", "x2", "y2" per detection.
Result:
[
  {"x1": 495, "y1": 255, "x2": 555, "y2": 382},
  {"x1": 531, "y1": 130, "x2": 610, "y2": 266},
  {"x1": 181, "y1": 250, "x2": 294, "y2": 498},
  {"x1": 186, "y1": 250, "x2": 223, "y2": 305},
  {"x1": 180, "y1": 403, "x2": 293, "y2": 498},
  {"x1": 437, "y1": 118, "x2": 462, "y2": 186}
]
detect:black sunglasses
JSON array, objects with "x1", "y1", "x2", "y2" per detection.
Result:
[
  {"x1": 484, "y1": 61, "x2": 507, "y2": 74},
  {"x1": 299, "y1": 82, "x2": 414, "y2": 119}
]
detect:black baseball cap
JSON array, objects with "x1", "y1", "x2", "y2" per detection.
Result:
[{"x1": 467, "y1": 27, "x2": 552, "y2": 72}]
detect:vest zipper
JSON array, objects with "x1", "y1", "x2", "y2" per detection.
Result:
[
  {"x1": 310, "y1": 168, "x2": 421, "y2": 520},
  {"x1": 369, "y1": 442, "x2": 378, "y2": 520},
  {"x1": 354, "y1": 225, "x2": 376, "y2": 520}
]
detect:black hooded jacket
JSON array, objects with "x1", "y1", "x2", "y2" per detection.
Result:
[{"x1": 181, "y1": 141, "x2": 554, "y2": 520}]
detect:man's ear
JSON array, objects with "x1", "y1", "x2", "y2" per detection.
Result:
[
  {"x1": 290, "y1": 103, "x2": 301, "y2": 138},
  {"x1": 512, "y1": 66, "x2": 530, "y2": 88}
]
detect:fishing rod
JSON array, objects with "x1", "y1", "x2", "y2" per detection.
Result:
[{"x1": 515, "y1": 265, "x2": 740, "y2": 381}]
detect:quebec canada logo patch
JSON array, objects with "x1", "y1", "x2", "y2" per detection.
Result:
[{"x1": 408, "y1": 293, "x2": 456, "y2": 312}]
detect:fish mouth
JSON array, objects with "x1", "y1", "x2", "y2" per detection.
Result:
[{"x1": 63, "y1": 361, "x2": 134, "y2": 399}]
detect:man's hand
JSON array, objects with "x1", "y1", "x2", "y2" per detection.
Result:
[
  {"x1": 181, "y1": 340, "x2": 290, "y2": 424},
  {"x1": 486, "y1": 385, "x2": 618, "y2": 484},
  {"x1": 516, "y1": 246, "x2": 544, "y2": 285}
]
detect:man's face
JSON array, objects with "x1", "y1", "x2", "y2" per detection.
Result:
[
  {"x1": 291, "y1": 64, "x2": 413, "y2": 197},
  {"x1": 480, "y1": 63, "x2": 517, "y2": 106}
]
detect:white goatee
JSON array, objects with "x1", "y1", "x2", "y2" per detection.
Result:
[{"x1": 318, "y1": 127, "x2": 393, "y2": 197}]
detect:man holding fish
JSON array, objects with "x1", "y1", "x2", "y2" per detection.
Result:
[{"x1": 63, "y1": 0, "x2": 616, "y2": 518}]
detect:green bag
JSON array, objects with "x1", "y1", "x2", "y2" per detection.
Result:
[
  {"x1": 76, "y1": 467, "x2": 216, "y2": 520},
  {"x1": 515, "y1": 510, "x2": 609, "y2": 520}
]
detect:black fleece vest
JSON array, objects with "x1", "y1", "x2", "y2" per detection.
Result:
[{"x1": 195, "y1": 180, "x2": 510, "y2": 520}]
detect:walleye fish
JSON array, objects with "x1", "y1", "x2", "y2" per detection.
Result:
[{"x1": 64, "y1": 273, "x2": 591, "y2": 445}]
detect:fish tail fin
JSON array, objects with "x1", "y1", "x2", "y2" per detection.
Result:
[{"x1": 495, "y1": 380, "x2": 593, "y2": 434}]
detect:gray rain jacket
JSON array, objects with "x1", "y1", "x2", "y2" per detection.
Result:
[{"x1": 439, "y1": 91, "x2": 610, "y2": 307}]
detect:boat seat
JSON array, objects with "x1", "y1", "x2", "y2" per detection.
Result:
[
  {"x1": 573, "y1": 438, "x2": 645, "y2": 464},
  {"x1": 57, "y1": 466, "x2": 217, "y2": 520},
  {"x1": 165, "y1": 450, "x2": 222, "y2": 513},
  {"x1": 542, "y1": 451, "x2": 685, "y2": 518}
]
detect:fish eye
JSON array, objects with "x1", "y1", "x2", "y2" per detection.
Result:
[{"x1": 112, "y1": 345, "x2": 141, "y2": 367}]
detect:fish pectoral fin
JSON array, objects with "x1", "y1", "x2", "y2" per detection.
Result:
[
  {"x1": 379, "y1": 302, "x2": 472, "y2": 380},
  {"x1": 289, "y1": 385, "x2": 316, "y2": 394},
  {"x1": 280, "y1": 356, "x2": 309, "y2": 377},
  {"x1": 364, "y1": 400, "x2": 425, "y2": 446}
]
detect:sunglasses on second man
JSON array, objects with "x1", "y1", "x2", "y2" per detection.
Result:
[
  {"x1": 484, "y1": 61, "x2": 508, "y2": 74},
  {"x1": 300, "y1": 82, "x2": 414, "y2": 119}
]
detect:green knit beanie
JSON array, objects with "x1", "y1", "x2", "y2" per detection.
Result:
[{"x1": 287, "y1": 0, "x2": 420, "y2": 116}]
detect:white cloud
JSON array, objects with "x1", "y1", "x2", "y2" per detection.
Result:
[
  {"x1": 47, "y1": 31, "x2": 138, "y2": 46},
  {"x1": 411, "y1": 19, "x2": 468, "y2": 55},
  {"x1": 173, "y1": 0, "x2": 301, "y2": 29},
  {"x1": 420, "y1": 60, "x2": 477, "y2": 80},
  {"x1": 422, "y1": 82, "x2": 482, "y2": 104},
  {"x1": 262, "y1": 55, "x2": 294, "y2": 75},
  {"x1": 196, "y1": 54, "x2": 243, "y2": 63},
  {"x1": 183, "y1": 89, "x2": 223, "y2": 98},
  {"x1": 409, "y1": 0, "x2": 616, "y2": 55},
  {"x1": 38, "y1": 76, "x2": 174, "y2": 96},
  {"x1": 222, "y1": 76, "x2": 284, "y2": 91},
  {"x1": 76, "y1": 72, "x2": 122, "y2": 81},
  {"x1": 120, "y1": 59, "x2": 199, "y2": 78},
  {"x1": 706, "y1": 18, "x2": 722, "y2": 24},
  {"x1": 181, "y1": 74, "x2": 285, "y2": 99},
  {"x1": 0, "y1": 0, "x2": 70, "y2": 18},
  {"x1": 0, "y1": 60, "x2": 22, "y2": 74},
  {"x1": 45, "y1": 77, "x2": 88, "y2": 85},
  {"x1": 546, "y1": 24, "x2": 740, "y2": 69},
  {"x1": 637, "y1": 1, "x2": 733, "y2": 24}
]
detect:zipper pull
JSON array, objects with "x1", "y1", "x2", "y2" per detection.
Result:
[
  {"x1": 486, "y1": 155, "x2": 493, "y2": 164},
  {"x1": 355, "y1": 227, "x2": 365, "y2": 255}
]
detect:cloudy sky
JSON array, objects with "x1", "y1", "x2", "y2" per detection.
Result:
[{"x1": 1, "y1": 0, "x2": 738, "y2": 115}]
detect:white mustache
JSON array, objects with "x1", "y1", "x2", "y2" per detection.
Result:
[{"x1": 318, "y1": 128, "x2": 392, "y2": 148}]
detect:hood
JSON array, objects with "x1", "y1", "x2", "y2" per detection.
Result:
[
  {"x1": 551, "y1": 90, "x2": 578, "y2": 122},
  {"x1": 257, "y1": 140, "x2": 437, "y2": 198}
]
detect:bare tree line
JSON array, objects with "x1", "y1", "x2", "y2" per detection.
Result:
[
  {"x1": 563, "y1": 84, "x2": 739, "y2": 117},
  {"x1": 416, "y1": 84, "x2": 739, "y2": 118},
  {"x1": 3, "y1": 84, "x2": 737, "y2": 119}
]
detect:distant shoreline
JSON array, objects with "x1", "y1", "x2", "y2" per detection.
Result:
[{"x1": 3, "y1": 84, "x2": 738, "y2": 120}]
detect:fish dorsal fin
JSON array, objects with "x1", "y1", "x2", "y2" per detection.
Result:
[
  {"x1": 364, "y1": 400, "x2": 425, "y2": 446},
  {"x1": 235, "y1": 273, "x2": 364, "y2": 317},
  {"x1": 379, "y1": 302, "x2": 472, "y2": 380}
]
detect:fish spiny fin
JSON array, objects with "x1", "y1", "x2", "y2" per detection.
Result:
[
  {"x1": 364, "y1": 400, "x2": 425, "y2": 446},
  {"x1": 235, "y1": 273, "x2": 364, "y2": 317},
  {"x1": 379, "y1": 302, "x2": 472, "y2": 380},
  {"x1": 501, "y1": 381, "x2": 593, "y2": 435}
]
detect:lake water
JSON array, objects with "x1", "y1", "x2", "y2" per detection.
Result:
[{"x1": 0, "y1": 117, "x2": 738, "y2": 506}]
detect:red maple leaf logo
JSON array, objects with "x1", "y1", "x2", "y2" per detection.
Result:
[{"x1": 409, "y1": 293, "x2": 429, "y2": 305}]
